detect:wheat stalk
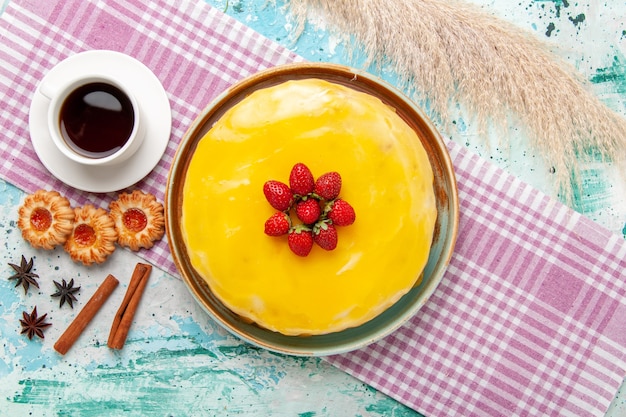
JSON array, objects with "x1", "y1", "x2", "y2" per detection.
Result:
[{"x1": 281, "y1": 0, "x2": 626, "y2": 203}]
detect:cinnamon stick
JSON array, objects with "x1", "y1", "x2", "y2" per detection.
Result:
[
  {"x1": 107, "y1": 263, "x2": 152, "y2": 349},
  {"x1": 54, "y1": 274, "x2": 119, "y2": 355}
]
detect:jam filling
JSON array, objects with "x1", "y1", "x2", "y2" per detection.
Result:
[
  {"x1": 123, "y1": 208, "x2": 147, "y2": 232},
  {"x1": 30, "y1": 207, "x2": 52, "y2": 231},
  {"x1": 73, "y1": 224, "x2": 97, "y2": 247}
]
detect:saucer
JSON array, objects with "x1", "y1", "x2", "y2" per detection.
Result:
[{"x1": 29, "y1": 50, "x2": 171, "y2": 193}]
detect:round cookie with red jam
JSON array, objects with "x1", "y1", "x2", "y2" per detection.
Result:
[
  {"x1": 18, "y1": 190, "x2": 74, "y2": 249},
  {"x1": 109, "y1": 190, "x2": 165, "y2": 251},
  {"x1": 64, "y1": 205, "x2": 117, "y2": 265}
]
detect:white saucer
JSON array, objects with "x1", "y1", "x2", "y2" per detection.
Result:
[{"x1": 29, "y1": 50, "x2": 171, "y2": 193}]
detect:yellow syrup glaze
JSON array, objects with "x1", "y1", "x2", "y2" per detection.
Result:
[{"x1": 182, "y1": 79, "x2": 436, "y2": 335}]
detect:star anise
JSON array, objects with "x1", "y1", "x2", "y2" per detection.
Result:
[
  {"x1": 19, "y1": 307, "x2": 52, "y2": 340},
  {"x1": 8, "y1": 255, "x2": 39, "y2": 294},
  {"x1": 51, "y1": 279, "x2": 81, "y2": 308}
]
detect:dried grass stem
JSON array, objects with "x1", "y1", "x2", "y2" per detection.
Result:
[{"x1": 283, "y1": 0, "x2": 626, "y2": 201}]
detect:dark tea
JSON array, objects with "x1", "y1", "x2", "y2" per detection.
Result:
[{"x1": 59, "y1": 82, "x2": 135, "y2": 158}]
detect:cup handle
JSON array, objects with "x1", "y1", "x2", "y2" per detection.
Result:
[{"x1": 38, "y1": 80, "x2": 58, "y2": 100}]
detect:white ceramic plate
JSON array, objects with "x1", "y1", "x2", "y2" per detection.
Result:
[{"x1": 29, "y1": 50, "x2": 171, "y2": 193}]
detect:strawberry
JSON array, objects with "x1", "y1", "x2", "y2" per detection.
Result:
[
  {"x1": 314, "y1": 172, "x2": 342, "y2": 200},
  {"x1": 328, "y1": 199, "x2": 356, "y2": 226},
  {"x1": 263, "y1": 180, "x2": 294, "y2": 211},
  {"x1": 295, "y1": 198, "x2": 321, "y2": 225},
  {"x1": 313, "y1": 222, "x2": 338, "y2": 251},
  {"x1": 264, "y1": 212, "x2": 291, "y2": 236},
  {"x1": 289, "y1": 163, "x2": 315, "y2": 195},
  {"x1": 288, "y1": 227, "x2": 314, "y2": 256}
]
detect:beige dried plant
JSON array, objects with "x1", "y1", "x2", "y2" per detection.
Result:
[{"x1": 281, "y1": 0, "x2": 626, "y2": 203}]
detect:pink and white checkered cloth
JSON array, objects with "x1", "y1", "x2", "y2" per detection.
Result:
[{"x1": 1, "y1": 1, "x2": 624, "y2": 416}]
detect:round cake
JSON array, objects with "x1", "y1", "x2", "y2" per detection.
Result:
[{"x1": 181, "y1": 78, "x2": 437, "y2": 336}]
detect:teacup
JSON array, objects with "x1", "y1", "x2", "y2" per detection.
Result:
[{"x1": 39, "y1": 73, "x2": 144, "y2": 166}]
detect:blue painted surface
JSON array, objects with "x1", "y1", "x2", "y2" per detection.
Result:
[{"x1": 1, "y1": 1, "x2": 625, "y2": 416}]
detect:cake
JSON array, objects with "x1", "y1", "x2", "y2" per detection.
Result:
[{"x1": 181, "y1": 78, "x2": 437, "y2": 336}]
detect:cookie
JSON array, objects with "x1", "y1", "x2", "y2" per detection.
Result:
[
  {"x1": 109, "y1": 190, "x2": 165, "y2": 251},
  {"x1": 64, "y1": 205, "x2": 117, "y2": 265},
  {"x1": 18, "y1": 190, "x2": 74, "y2": 249}
]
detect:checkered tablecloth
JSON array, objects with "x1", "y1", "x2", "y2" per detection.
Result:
[{"x1": 1, "y1": 1, "x2": 624, "y2": 416}]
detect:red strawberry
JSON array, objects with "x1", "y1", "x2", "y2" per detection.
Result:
[
  {"x1": 263, "y1": 180, "x2": 294, "y2": 211},
  {"x1": 264, "y1": 212, "x2": 291, "y2": 236},
  {"x1": 328, "y1": 199, "x2": 356, "y2": 226},
  {"x1": 314, "y1": 172, "x2": 342, "y2": 200},
  {"x1": 313, "y1": 222, "x2": 338, "y2": 251},
  {"x1": 288, "y1": 228, "x2": 314, "y2": 256},
  {"x1": 295, "y1": 199, "x2": 321, "y2": 224},
  {"x1": 289, "y1": 163, "x2": 315, "y2": 195}
]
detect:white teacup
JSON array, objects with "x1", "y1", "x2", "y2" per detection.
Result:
[{"x1": 39, "y1": 74, "x2": 144, "y2": 166}]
